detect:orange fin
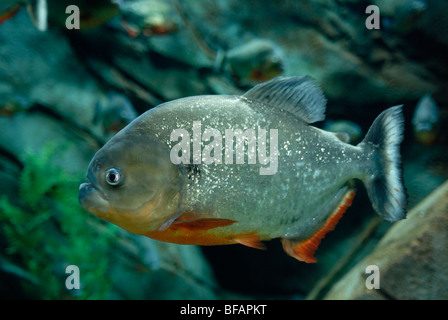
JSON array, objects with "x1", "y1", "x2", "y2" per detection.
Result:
[
  {"x1": 236, "y1": 236, "x2": 266, "y2": 250},
  {"x1": 172, "y1": 218, "x2": 237, "y2": 232},
  {"x1": 281, "y1": 189, "x2": 356, "y2": 263}
]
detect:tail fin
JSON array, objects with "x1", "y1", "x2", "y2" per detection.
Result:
[{"x1": 358, "y1": 105, "x2": 407, "y2": 222}]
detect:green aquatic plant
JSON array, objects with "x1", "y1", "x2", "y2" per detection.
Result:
[{"x1": 0, "y1": 143, "x2": 119, "y2": 299}]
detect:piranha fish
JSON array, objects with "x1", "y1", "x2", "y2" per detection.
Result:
[
  {"x1": 225, "y1": 39, "x2": 285, "y2": 85},
  {"x1": 79, "y1": 76, "x2": 407, "y2": 263},
  {"x1": 412, "y1": 94, "x2": 440, "y2": 146},
  {"x1": 117, "y1": 0, "x2": 178, "y2": 38}
]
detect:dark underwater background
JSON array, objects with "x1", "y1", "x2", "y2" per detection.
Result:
[{"x1": 0, "y1": 0, "x2": 447, "y2": 300}]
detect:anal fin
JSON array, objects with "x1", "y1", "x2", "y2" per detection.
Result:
[{"x1": 281, "y1": 189, "x2": 356, "y2": 263}]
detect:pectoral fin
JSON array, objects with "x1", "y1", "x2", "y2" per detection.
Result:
[
  {"x1": 171, "y1": 217, "x2": 237, "y2": 232},
  {"x1": 281, "y1": 189, "x2": 356, "y2": 263}
]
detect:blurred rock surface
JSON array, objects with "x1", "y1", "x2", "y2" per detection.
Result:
[{"x1": 324, "y1": 179, "x2": 448, "y2": 300}]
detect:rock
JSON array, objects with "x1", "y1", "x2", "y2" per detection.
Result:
[
  {"x1": 373, "y1": 0, "x2": 448, "y2": 47},
  {"x1": 105, "y1": 229, "x2": 218, "y2": 299},
  {"x1": 0, "y1": 9, "x2": 106, "y2": 135},
  {"x1": 38, "y1": 0, "x2": 446, "y2": 115},
  {"x1": 0, "y1": 112, "x2": 99, "y2": 174},
  {"x1": 74, "y1": 27, "x2": 211, "y2": 105},
  {"x1": 324, "y1": 180, "x2": 448, "y2": 300},
  {"x1": 182, "y1": 0, "x2": 445, "y2": 109}
]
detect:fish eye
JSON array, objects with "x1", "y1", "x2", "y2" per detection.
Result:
[{"x1": 105, "y1": 168, "x2": 122, "y2": 186}]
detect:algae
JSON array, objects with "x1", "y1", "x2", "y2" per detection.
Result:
[{"x1": 0, "y1": 143, "x2": 119, "y2": 299}]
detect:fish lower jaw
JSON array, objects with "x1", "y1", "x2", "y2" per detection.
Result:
[{"x1": 78, "y1": 182, "x2": 111, "y2": 215}]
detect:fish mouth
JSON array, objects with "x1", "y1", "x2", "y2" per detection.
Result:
[{"x1": 78, "y1": 182, "x2": 110, "y2": 216}]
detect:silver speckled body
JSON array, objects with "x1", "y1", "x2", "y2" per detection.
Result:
[
  {"x1": 128, "y1": 95, "x2": 371, "y2": 241},
  {"x1": 79, "y1": 76, "x2": 406, "y2": 262}
]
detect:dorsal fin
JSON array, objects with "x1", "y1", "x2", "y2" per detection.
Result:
[{"x1": 242, "y1": 76, "x2": 327, "y2": 123}]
